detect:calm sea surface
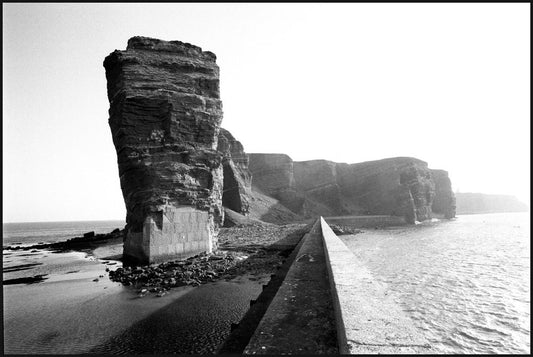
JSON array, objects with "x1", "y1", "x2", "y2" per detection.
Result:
[
  {"x1": 341, "y1": 212, "x2": 530, "y2": 354},
  {"x1": 2, "y1": 220, "x2": 125, "y2": 246}
]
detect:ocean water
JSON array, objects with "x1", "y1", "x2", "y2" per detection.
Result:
[
  {"x1": 2, "y1": 220, "x2": 126, "y2": 246},
  {"x1": 341, "y1": 212, "x2": 530, "y2": 354}
]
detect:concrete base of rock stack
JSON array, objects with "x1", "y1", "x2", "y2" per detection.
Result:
[{"x1": 123, "y1": 206, "x2": 214, "y2": 264}]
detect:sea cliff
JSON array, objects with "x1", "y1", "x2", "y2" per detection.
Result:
[
  {"x1": 247, "y1": 154, "x2": 456, "y2": 223},
  {"x1": 103, "y1": 36, "x2": 457, "y2": 264}
]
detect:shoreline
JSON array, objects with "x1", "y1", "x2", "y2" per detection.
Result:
[
  {"x1": 3, "y1": 222, "x2": 310, "y2": 354},
  {"x1": 337, "y1": 213, "x2": 530, "y2": 354}
]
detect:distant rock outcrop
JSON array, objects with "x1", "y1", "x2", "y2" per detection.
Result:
[
  {"x1": 248, "y1": 155, "x2": 455, "y2": 223},
  {"x1": 455, "y1": 193, "x2": 529, "y2": 214},
  {"x1": 217, "y1": 128, "x2": 252, "y2": 215},
  {"x1": 104, "y1": 36, "x2": 224, "y2": 264},
  {"x1": 431, "y1": 169, "x2": 456, "y2": 218}
]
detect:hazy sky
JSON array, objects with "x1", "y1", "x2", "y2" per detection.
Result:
[{"x1": 3, "y1": 3, "x2": 530, "y2": 222}]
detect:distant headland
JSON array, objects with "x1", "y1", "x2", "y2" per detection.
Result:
[{"x1": 455, "y1": 192, "x2": 529, "y2": 215}]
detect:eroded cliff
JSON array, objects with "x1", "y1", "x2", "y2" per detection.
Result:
[
  {"x1": 431, "y1": 169, "x2": 457, "y2": 218},
  {"x1": 248, "y1": 154, "x2": 455, "y2": 223},
  {"x1": 103, "y1": 36, "x2": 460, "y2": 266},
  {"x1": 217, "y1": 128, "x2": 252, "y2": 215},
  {"x1": 104, "y1": 36, "x2": 224, "y2": 263}
]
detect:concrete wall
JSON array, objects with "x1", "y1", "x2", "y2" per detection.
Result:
[
  {"x1": 320, "y1": 217, "x2": 432, "y2": 353},
  {"x1": 324, "y1": 215, "x2": 405, "y2": 228},
  {"x1": 124, "y1": 206, "x2": 212, "y2": 264}
]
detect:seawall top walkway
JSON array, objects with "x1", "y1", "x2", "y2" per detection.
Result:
[
  {"x1": 244, "y1": 217, "x2": 432, "y2": 354},
  {"x1": 321, "y1": 217, "x2": 432, "y2": 354}
]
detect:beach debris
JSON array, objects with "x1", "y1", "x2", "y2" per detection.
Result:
[
  {"x1": 93, "y1": 278, "x2": 99, "y2": 282},
  {"x1": 110, "y1": 249, "x2": 265, "y2": 292},
  {"x1": 137, "y1": 288, "x2": 148, "y2": 298}
]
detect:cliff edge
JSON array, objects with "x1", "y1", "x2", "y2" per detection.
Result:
[{"x1": 248, "y1": 154, "x2": 456, "y2": 223}]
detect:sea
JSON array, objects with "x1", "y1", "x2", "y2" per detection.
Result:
[
  {"x1": 341, "y1": 212, "x2": 530, "y2": 354},
  {"x1": 2, "y1": 213, "x2": 530, "y2": 354},
  {"x1": 2, "y1": 220, "x2": 126, "y2": 247}
]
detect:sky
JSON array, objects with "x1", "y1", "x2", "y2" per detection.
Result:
[{"x1": 3, "y1": 3, "x2": 530, "y2": 223}]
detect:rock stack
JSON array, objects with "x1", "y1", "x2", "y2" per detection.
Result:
[{"x1": 104, "y1": 36, "x2": 224, "y2": 264}]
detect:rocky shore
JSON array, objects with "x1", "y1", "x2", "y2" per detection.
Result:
[
  {"x1": 3, "y1": 228, "x2": 125, "y2": 253},
  {"x1": 3, "y1": 222, "x2": 358, "y2": 295},
  {"x1": 3, "y1": 222, "x2": 314, "y2": 353},
  {"x1": 108, "y1": 223, "x2": 309, "y2": 297}
]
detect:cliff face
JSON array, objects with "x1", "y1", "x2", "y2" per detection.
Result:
[
  {"x1": 335, "y1": 158, "x2": 436, "y2": 223},
  {"x1": 217, "y1": 128, "x2": 252, "y2": 215},
  {"x1": 104, "y1": 36, "x2": 224, "y2": 264},
  {"x1": 293, "y1": 160, "x2": 344, "y2": 217},
  {"x1": 247, "y1": 154, "x2": 305, "y2": 214},
  {"x1": 431, "y1": 169, "x2": 456, "y2": 218},
  {"x1": 455, "y1": 193, "x2": 529, "y2": 214},
  {"x1": 248, "y1": 155, "x2": 455, "y2": 223}
]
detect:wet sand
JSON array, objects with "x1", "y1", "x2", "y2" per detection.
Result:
[
  {"x1": 3, "y1": 225, "x2": 305, "y2": 354},
  {"x1": 4, "y1": 247, "x2": 179, "y2": 353},
  {"x1": 90, "y1": 276, "x2": 266, "y2": 354},
  {"x1": 3, "y1": 248, "x2": 266, "y2": 354}
]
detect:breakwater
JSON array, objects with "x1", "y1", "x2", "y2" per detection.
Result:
[
  {"x1": 325, "y1": 214, "x2": 406, "y2": 228},
  {"x1": 239, "y1": 217, "x2": 431, "y2": 354}
]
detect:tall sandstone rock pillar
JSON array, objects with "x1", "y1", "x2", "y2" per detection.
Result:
[{"x1": 103, "y1": 37, "x2": 224, "y2": 264}]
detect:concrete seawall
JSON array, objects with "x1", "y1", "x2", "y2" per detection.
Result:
[
  {"x1": 325, "y1": 215, "x2": 406, "y2": 228},
  {"x1": 243, "y1": 217, "x2": 432, "y2": 354},
  {"x1": 320, "y1": 217, "x2": 432, "y2": 354},
  {"x1": 243, "y1": 219, "x2": 338, "y2": 354}
]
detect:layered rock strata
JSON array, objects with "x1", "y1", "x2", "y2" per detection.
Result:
[
  {"x1": 336, "y1": 158, "x2": 436, "y2": 223},
  {"x1": 104, "y1": 36, "x2": 224, "y2": 264},
  {"x1": 217, "y1": 128, "x2": 252, "y2": 215},
  {"x1": 248, "y1": 155, "x2": 455, "y2": 223},
  {"x1": 247, "y1": 154, "x2": 304, "y2": 214}
]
